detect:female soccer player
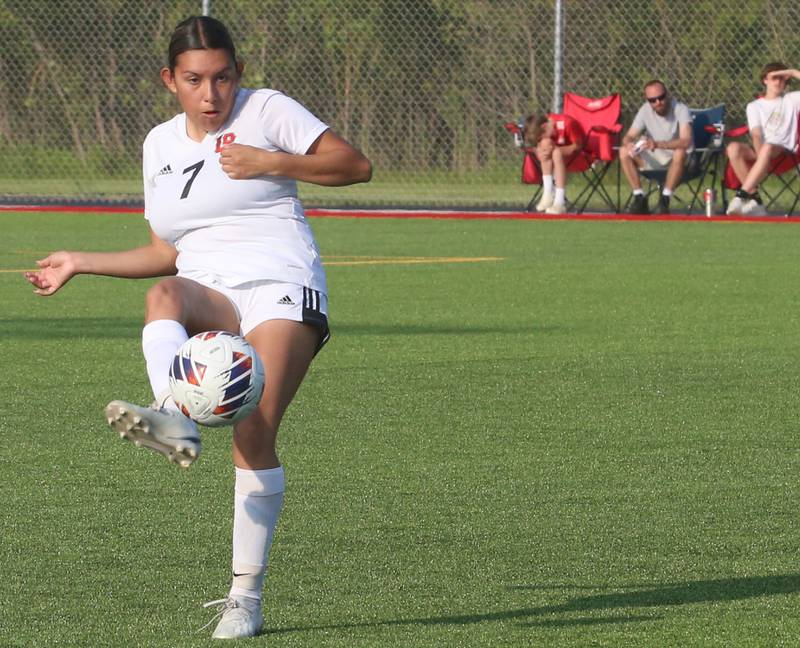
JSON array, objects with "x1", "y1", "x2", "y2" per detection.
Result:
[
  {"x1": 523, "y1": 112, "x2": 584, "y2": 213},
  {"x1": 24, "y1": 15, "x2": 371, "y2": 639}
]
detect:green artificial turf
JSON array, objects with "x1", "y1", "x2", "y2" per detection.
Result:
[{"x1": 2, "y1": 211, "x2": 800, "y2": 646}]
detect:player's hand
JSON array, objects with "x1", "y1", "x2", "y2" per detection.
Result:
[
  {"x1": 535, "y1": 138, "x2": 555, "y2": 157},
  {"x1": 622, "y1": 142, "x2": 635, "y2": 158},
  {"x1": 219, "y1": 143, "x2": 276, "y2": 180},
  {"x1": 625, "y1": 137, "x2": 650, "y2": 157},
  {"x1": 23, "y1": 251, "x2": 78, "y2": 296}
]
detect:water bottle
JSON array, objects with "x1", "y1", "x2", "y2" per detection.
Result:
[
  {"x1": 513, "y1": 119, "x2": 524, "y2": 148},
  {"x1": 712, "y1": 122, "x2": 724, "y2": 148},
  {"x1": 704, "y1": 188, "x2": 715, "y2": 217}
]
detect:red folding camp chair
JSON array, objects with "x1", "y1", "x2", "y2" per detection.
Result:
[
  {"x1": 561, "y1": 92, "x2": 622, "y2": 212},
  {"x1": 505, "y1": 92, "x2": 622, "y2": 213},
  {"x1": 721, "y1": 122, "x2": 800, "y2": 216}
]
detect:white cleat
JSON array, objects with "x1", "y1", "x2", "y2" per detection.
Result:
[
  {"x1": 203, "y1": 596, "x2": 263, "y2": 640},
  {"x1": 105, "y1": 400, "x2": 200, "y2": 468},
  {"x1": 545, "y1": 201, "x2": 567, "y2": 214},
  {"x1": 536, "y1": 192, "x2": 554, "y2": 212},
  {"x1": 725, "y1": 195, "x2": 744, "y2": 215},
  {"x1": 740, "y1": 198, "x2": 767, "y2": 216}
]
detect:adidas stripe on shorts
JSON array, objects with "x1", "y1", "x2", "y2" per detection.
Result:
[{"x1": 180, "y1": 272, "x2": 330, "y2": 353}]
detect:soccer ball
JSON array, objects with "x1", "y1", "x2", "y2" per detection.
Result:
[{"x1": 169, "y1": 331, "x2": 265, "y2": 427}]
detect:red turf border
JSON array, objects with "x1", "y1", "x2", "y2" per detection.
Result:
[{"x1": 0, "y1": 203, "x2": 798, "y2": 223}]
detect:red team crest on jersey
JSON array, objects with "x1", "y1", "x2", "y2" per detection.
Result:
[
  {"x1": 547, "y1": 114, "x2": 582, "y2": 146},
  {"x1": 215, "y1": 132, "x2": 236, "y2": 152},
  {"x1": 554, "y1": 120, "x2": 567, "y2": 145}
]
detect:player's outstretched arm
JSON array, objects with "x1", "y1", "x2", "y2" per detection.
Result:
[
  {"x1": 24, "y1": 229, "x2": 178, "y2": 296},
  {"x1": 219, "y1": 130, "x2": 372, "y2": 186}
]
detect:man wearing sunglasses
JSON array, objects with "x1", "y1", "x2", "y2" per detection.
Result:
[{"x1": 620, "y1": 80, "x2": 693, "y2": 214}]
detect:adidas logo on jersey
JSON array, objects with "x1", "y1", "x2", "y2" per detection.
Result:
[
  {"x1": 157, "y1": 164, "x2": 174, "y2": 176},
  {"x1": 277, "y1": 295, "x2": 295, "y2": 305}
]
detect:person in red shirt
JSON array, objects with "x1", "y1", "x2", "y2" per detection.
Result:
[{"x1": 524, "y1": 112, "x2": 585, "y2": 213}]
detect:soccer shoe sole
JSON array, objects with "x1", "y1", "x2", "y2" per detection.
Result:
[
  {"x1": 104, "y1": 401, "x2": 200, "y2": 468},
  {"x1": 741, "y1": 204, "x2": 768, "y2": 217},
  {"x1": 545, "y1": 203, "x2": 567, "y2": 214},
  {"x1": 212, "y1": 624, "x2": 263, "y2": 639},
  {"x1": 212, "y1": 614, "x2": 263, "y2": 639}
]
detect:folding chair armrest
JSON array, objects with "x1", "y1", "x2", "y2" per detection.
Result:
[
  {"x1": 725, "y1": 124, "x2": 749, "y2": 138},
  {"x1": 585, "y1": 124, "x2": 622, "y2": 135},
  {"x1": 505, "y1": 121, "x2": 525, "y2": 148},
  {"x1": 581, "y1": 124, "x2": 621, "y2": 162}
]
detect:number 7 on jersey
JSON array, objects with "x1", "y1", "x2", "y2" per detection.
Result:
[{"x1": 180, "y1": 160, "x2": 205, "y2": 199}]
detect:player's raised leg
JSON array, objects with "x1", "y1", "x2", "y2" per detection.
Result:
[{"x1": 106, "y1": 277, "x2": 240, "y2": 467}]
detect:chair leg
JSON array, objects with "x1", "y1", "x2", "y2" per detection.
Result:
[
  {"x1": 720, "y1": 174, "x2": 729, "y2": 214},
  {"x1": 687, "y1": 157, "x2": 720, "y2": 214},
  {"x1": 786, "y1": 166, "x2": 800, "y2": 216},
  {"x1": 526, "y1": 187, "x2": 542, "y2": 212},
  {"x1": 786, "y1": 168, "x2": 800, "y2": 216},
  {"x1": 687, "y1": 172, "x2": 708, "y2": 213},
  {"x1": 575, "y1": 164, "x2": 617, "y2": 213}
]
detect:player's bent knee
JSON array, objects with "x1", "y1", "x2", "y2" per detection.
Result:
[
  {"x1": 234, "y1": 413, "x2": 279, "y2": 459},
  {"x1": 144, "y1": 278, "x2": 188, "y2": 320},
  {"x1": 764, "y1": 143, "x2": 784, "y2": 160},
  {"x1": 727, "y1": 141, "x2": 743, "y2": 158}
]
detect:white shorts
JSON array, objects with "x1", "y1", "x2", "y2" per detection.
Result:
[{"x1": 180, "y1": 271, "x2": 330, "y2": 352}]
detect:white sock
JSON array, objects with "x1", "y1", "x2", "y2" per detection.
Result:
[
  {"x1": 229, "y1": 466, "x2": 285, "y2": 601},
  {"x1": 142, "y1": 319, "x2": 188, "y2": 410},
  {"x1": 633, "y1": 189, "x2": 645, "y2": 196},
  {"x1": 542, "y1": 175, "x2": 554, "y2": 194},
  {"x1": 554, "y1": 187, "x2": 565, "y2": 203},
  {"x1": 662, "y1": 188, "x2": 673, "y2": 197}
]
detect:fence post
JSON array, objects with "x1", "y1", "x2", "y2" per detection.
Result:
[
  {"x1": 552, "y1": 0, "x2": 563, "y2": 113},
  {"x1": 202, "y1": 0, "x2": 212, "y2": 16}
]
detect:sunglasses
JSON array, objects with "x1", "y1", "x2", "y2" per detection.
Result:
[{"x1": 646, "y1": 93, "x2": 667, "y2": 104}]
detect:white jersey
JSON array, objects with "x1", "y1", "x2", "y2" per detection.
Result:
[
  {"x1": 746, "y1": 91, "x2": 800, "y2": 152},
  {"x1": 143, "y1": 88, "x2": 330, "y2": 292}
]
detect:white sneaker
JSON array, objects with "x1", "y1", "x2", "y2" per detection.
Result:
[
  {"x1": 740, "y1": 198, "x2": 767, "y2": 216},
  {"x1": 536, "y1": 192, "x2": 554, "y2": 211},
  {"x1": 105, "y1": 400, "x2": 200, "y2": 468},
  {"x1": 545, "y1": 201, "x2": 567, "y2": 214},
  {"x1": 726, "y1": 195, "x2": 744, "y2": 215},
  {"x1": 203, "y1": 596, "x2": 263, "y2": 639}
]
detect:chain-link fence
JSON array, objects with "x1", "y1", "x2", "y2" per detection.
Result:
[{"x1": 1, "y1": 1, "x2": 798, "y2": 209}]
